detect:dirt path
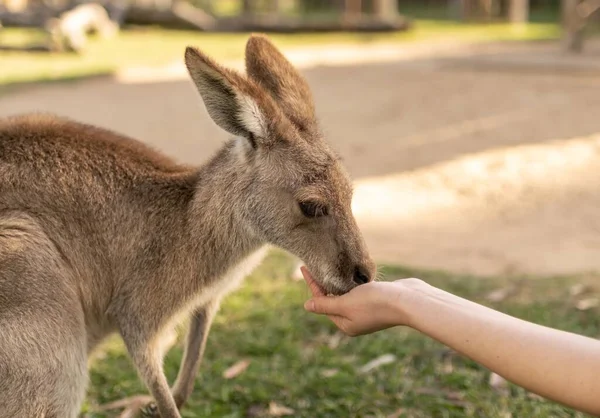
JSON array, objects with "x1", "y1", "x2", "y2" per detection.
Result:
[{"x1": 2, "y1": 39, "x2": 600, "y2": 277}]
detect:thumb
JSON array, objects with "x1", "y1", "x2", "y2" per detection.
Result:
[{"x1": 304, "y1": 296, "x2": 344, "y2": 315}]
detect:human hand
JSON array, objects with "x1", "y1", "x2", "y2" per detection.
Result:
[{"x1": 301, "y1": 267, "x2": 420, "y2": 336}]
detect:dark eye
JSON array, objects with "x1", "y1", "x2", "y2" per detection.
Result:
[{"x1": 299, "y1": 201, "x2": 328, "y2": 218}]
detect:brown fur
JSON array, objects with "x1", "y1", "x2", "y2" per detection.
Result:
[{"x1": 0, "y1": 35, "x2": 375, "y2": 418}]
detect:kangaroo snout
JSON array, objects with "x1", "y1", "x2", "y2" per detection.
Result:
[{"x1": 353, "y1": 264, "x2": 372, "y2": 285}]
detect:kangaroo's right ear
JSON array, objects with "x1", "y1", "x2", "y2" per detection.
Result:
[
  {"x1": 185, "y1": 46, "x2": 277, "y2": 147},
  {"x1": 245, "y1": 34, "x2": 316, "y2": 133}
]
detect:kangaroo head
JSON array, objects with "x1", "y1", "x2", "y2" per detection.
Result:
[{"x1": 184, "y1": 35, "x2": 375, "y2": 295}]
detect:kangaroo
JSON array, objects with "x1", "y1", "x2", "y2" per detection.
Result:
[{"x1": 0, "y1": 35, "x2": 375, "y2": 418}]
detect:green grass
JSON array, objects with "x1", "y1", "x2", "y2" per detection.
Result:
[
  {"x1": 0, "y1": 19, "x2": 562, "y2": 87},
  {"x1": 82, "y1": 250, "x2": 598, "y2": 418}
]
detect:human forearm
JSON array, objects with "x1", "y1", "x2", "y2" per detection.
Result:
[{"x1": 399, "y1": 280, "x2": 600, "y2": 415}]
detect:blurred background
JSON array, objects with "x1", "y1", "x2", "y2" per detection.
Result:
[{"x1": 2, "y1": 1, "x2": 600, "y2": 417}]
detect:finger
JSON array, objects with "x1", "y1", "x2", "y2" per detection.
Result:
[
  {"x1": 304, "y1": 296, "x2": 343, "y2": 316},
  {"x1": 300, "y1": 266, "x2": 326, "y2": 297}
]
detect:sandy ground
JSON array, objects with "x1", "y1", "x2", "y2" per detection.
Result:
[{"x1": 2, "y1": 38, "x2": 600, "y2": 277}]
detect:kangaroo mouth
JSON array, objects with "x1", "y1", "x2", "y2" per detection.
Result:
[
  {"x1": 303, "y1": 265, "x2": 356, "y2": 296},
  {"x1": 316, "y1": 277, "x2": 352, "y2": 297},
  {"x1": 301, "y1": 266, "x2": 353, "y2": 297}
]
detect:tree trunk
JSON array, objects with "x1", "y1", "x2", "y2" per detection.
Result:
[
  {"x1": 508, "y1": 0, "x2": 529, "y2": 23},
  {"x1": 562, "y1": 0, "x2": 585, "y2": 52},
  {"x1": 372, "y1": 0, "x2": 397, "y2": 20},
  {"x1": 453, "y1": 0, "x2": 473, "y2": 21},
  {"x1": 242, "y1": 0, "x2": 254, "y2": 17},
  {"x1": 343, "y1": 0, "x2": 362, "y2": 21},
  {"x1": 104, "y1": 0, "x2": 130, "y2": 26}
]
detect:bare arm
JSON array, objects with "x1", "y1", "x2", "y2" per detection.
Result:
[
  {"x1": 401, "y1": 280, "x2": 600, "y2": 415},
  {"x1": 301, "y1": 268, "x2": 600, "y2": 416}
]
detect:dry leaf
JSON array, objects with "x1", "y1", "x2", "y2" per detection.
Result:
[
  {"x1": 268, "y1": 402, "x2": 295, "y2": 416},
  {"x1": 442, "y1": 360, "x2": 454, "y2": 374},
  {"x1": 576, "y1": 298, "x2": 599, "y2": 311},
  {"x1": 414, "y1": 388, "x2": 466, "y2": 407},
  {"x1": 569, "y1": 283, "x2": 588, "y2": 297},
  {"x1": 441, "y1": 351, "x2": 455, "y2": 374},
  {"x1": 489, "y1": 372, "x2": 509, "y2": 394},
  {"x1": 527, "y1": 393, "x2": 545, "y2": 401},
  {"x1": 358, "y1": 354, "x2": 396, "y2": 374},
  {"x1": 445, "y1": 391, "x2": 465, "y2": 402},
  {"x1": 320, "y1": 368, "x2": 339, "y2": 378},
  {"x1": 222, "y1": 359, "x2": 250, "y2": 379},
  {"x1": 327, "y1": 331, "x2": 345, "y2": 349},
  {"x1": 486, "y1": 287, "x2": 514, "y2": 302}
]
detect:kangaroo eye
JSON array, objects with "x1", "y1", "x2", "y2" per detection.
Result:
[{"x1": 299, "y1": 201, "x2": 328, "y2": 218}]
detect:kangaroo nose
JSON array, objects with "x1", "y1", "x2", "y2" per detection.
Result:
[{"x1": 353, "y1": 265, "x2": 371, "y2": 285}]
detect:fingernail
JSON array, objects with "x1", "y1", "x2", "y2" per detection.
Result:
[{"x1": 304, "y1": 300, "x2": 315, "y2": 312}]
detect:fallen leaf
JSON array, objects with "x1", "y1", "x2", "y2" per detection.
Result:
[
  {"x1": 414, "y1": 388, "x2": 467, "y2": 407},
  {"x1": 223, "y1": 359, "x2": 250, "y2": 379},
  {"x1": 569, "y1": 283, "x2": 588, "y2": 297},
  {"x1": 358, "y1": 354, "x2": 397, "y2": 374},
  {"x1": 96, "y1": 395, "x2": 154, "y2": 411},
  {"x1": 445, "y1": 391, "x2": 465, "y2": 402},
  {"x1": 440, "y1": 351, "x2": 455, "y2": 374},
  {"x1": 327, "y1": 331, "x2": 345, "y2": 349},
  {"x1": 527, "y1": 393, "x2": 545, "y2": 401},
  {"x1": 489, "y1": 372, "x2": 509, "y2": 394},
  {"x1": 320, "y1": 368, "x2": 338, "y2": 378},
  {"x1": 486, "y1": 287, "x2": 514, "y2": 302},
  {"x1": 442, "y1": 361, "x2": 453, "y2": 374},
  {"x1": 576, "y1": 298, "x2": 599, "y2": 311},
  {"x1": 268, "y1": 402, "x2": 295, "y2": 416}
]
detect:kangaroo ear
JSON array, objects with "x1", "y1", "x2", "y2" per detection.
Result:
[
  {"x1": 185, "y1": 46, "x2": 275, "y2": 146},
  {"x1": 245, "y1": 34, "x2": 316, "y2": 132}
]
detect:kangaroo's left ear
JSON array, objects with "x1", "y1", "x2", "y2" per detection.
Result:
[
  {"x1": 245, "y1": 34, "x2": 316, "y2": 133},
  {"x1": 185, "y1": 46, "x2": 282, "y2": 147}
]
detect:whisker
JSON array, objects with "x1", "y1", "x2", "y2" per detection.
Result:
[{"x1": 373, "y1": 265, "x2": 385, "y2": 282}]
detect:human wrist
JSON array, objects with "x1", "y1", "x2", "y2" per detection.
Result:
[{"x1": 388, "y1": 278, "x2": 433, "y2": 329}]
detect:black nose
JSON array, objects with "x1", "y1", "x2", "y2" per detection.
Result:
[{"x1": 353, "y1": 265, "x2": 371, "y2": 285}]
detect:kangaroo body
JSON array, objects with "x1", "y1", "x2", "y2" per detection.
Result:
[
  {"x1": 0, "y1": 36, "x2": 374, "y2": 417},
  {"x1": 0, "y1": 114, "x2": 265, "y2": 416}
]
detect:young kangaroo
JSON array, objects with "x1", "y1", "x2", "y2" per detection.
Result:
[{"x1": 0, "y1": 35, "x2": 375, "y2": 418}]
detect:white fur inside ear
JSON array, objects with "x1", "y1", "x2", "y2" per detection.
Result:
[{"x1": 237, "y1": 94, "x2": 266, "y2": 139}]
